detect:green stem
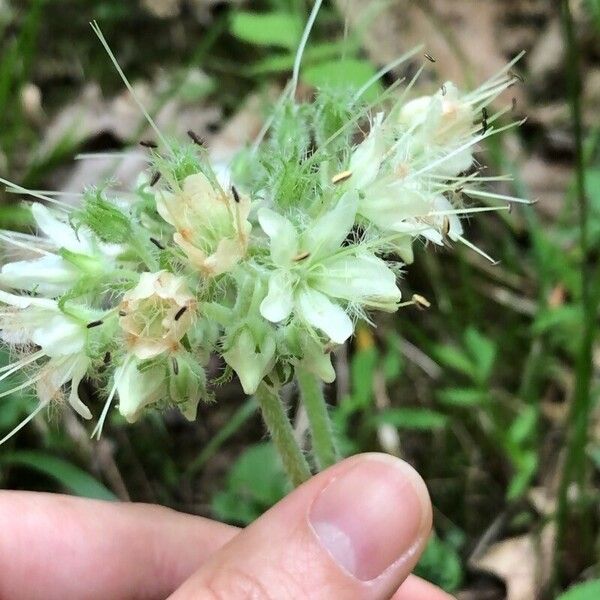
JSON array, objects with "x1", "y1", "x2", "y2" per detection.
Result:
[
  {"x1": 255, "y1": 382, "x2": 311, "y2": 487},
  {"x1": 297, "y1": 368, "x2": 339, "y2": 469},
  {"x1": 554, "y1": 0, "x2": 597, "y2": 589}
]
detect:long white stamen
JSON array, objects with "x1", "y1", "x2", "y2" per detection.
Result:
[
  {"x1": 0, "y1": 233, "x2": 53, "y2": 255},
  {"x1": 0, "y1": 370, "x2": 46, "y2": 399},
  {"x1": 353, "y1": 45, "x2": 423, "y2": 102},
  {"x1": 75, "y1": 152, "x2": 143, "y2": 160},
  {"x1": 0, "y1": 178, "x2": 71, "y2": 211},
  {"x1": 462, "y1": 188, "x2": 534, "y2": 204},
  {"x1": 90, "y1": 21, "x2": 171, "y2": 153},
  {"x1": 0, "y1": 349, "x2": 45, "y2": 379},
  {"x1": 426, "y1": 205, "x2": 510, "y2": 216},
  {"x1": 0, "y1": 401, "x2": 48, "y2": 446},
  {"x1": 91, "y1": 378, "x2": 118, "y2": 440},
  {"x1": 457, "y1": 235, "x2": 499, "y2": 264},
  {"x1": 466, "y1": 51, "x2": 525, "y2": 99}
]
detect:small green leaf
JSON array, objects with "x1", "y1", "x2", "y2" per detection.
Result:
[
  {"x1": 303, "y1": 59, "x2": 382, "y2": 102},
  {"x1": 374, "y1": 408, "x2": 448, "y2": 431},
  {"x1": 0, "y1": 451, "x2": 117, "y2": 501},
  {"x1": 557, "y1": 580, "x2": 600, "y2": 600},
  {"x1": 434, "y1": 345, "x2": 475, "y2": 380},
  {"x1": 415, "y1": 532, "x2": 463, "y2": 592},
  {"x1": 464, "y1": 328, "x2": 496, "y2": 383},
  {"x1": 231, "y1": 11, "x2": 302, "y2": 49},
  {"x1": 437, "y1": 387, "x2": 488, "y2": 407}
]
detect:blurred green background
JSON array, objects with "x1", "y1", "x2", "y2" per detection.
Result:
[{"x1": 0, "y1": 1, "x2": 599, "y2": 598}]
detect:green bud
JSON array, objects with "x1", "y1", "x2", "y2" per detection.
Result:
[
  {"x1": 223, "y1": 327, "x2": 276, "y2": 395},
  {"x1": 78, "y1": 189, "x2": 132, "y2": 244},
  {"x1": 169, "y1": 352, "x2": 206, "y2": 421}
]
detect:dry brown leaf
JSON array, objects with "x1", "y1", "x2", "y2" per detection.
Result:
[{"x1": 471, "y1": 524, "x2": 555, "y2": 600}]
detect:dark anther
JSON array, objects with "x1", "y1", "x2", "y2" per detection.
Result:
[
  {"x1": 140, "y1": 140, "x2": 158, "y2": 149},
  {"x1": 150, "y1": 172, "x2": 161, "y2": 186},
  {"x1": 150, "y1": 237, "x2": 165, "y2": 250},
  {"x1": 172, "y1": 357, "x2": 179, "y2": 375},
  {"x1": 424, "y1": 53, "x2": 436, "y2": 63},
  {"x1": 231, "y1": 185, "x2": 241, "y2": 203},
  {"x1": 119, "y1": 310, "x2": 127, "y2": 317},
  {"x1": 187, "y1": 130, "x2": 204, "y2": 146},
  {"x1": 174, "y1": 306, "x2": 187, "y2": 321},
  {"x1": 86, "y1": 320, "x2": 104, "y2": 329}
]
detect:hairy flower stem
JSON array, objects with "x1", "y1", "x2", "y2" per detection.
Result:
[
  {"x1": 255, "y1": 382, "x2": 311, "y2": 487},
  {"x1": 296, "y1": 368, "x2": 339, "y2": 469}
]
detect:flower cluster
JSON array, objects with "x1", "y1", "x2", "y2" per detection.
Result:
[{"x1": 0, "y1": 54, "x2": 525, "y2": 442}]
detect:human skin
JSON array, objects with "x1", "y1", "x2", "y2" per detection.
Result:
[{"x1": 0, "y1": 453, "x2": 454, "y2": 599}]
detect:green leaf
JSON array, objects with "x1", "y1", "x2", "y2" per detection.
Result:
[
  {"x1": 303, "y1": 58, "x2": 382, "y2": 102},
  {"x1": 345, "y1": 346, "x2": 378, "y2": 411},
  {"x1": 211, "y1": 443, "x2": 288, "y2": 525},
  {"x1": 464, "y1": 327, "x2": 496, "y2": 383},
  {"x1": 249, "y1": 42, "x2": 352, "y2": 75},
  {"x1": 437, "y1": 387, "x2": 488, "y2": 407},
  {"x1": 0, "y1": 451, "x2": 117, "y2": 501},
  {"x1": 434, "y1": 345, "x2": 475, "y2": 380},
  {"x1": 230, "y1": 11, "x2": 302, "y2": 49},
  {"x1": 557, "y1": 580, "x2": 600, "y2": 600},
  {"x1": 374, "y1": 408, "x2": 448, "y2": 431},
  {"x1": 414, "y1": 532, "x2": 463, "y2": 592},
  {"x1": 507, "y1": 450, "x2": 537, "y2": 500}
]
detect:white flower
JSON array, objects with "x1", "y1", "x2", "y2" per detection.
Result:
[
  {"x1": 398, "y1": 82, "x2": 476, "y2": 177},
  {"x1": 258, "y1": 193, "x2": 401, "y2": 344},
  {"x1": 115, "y1": 358, "x2": 166, "y2": 423},
  {"x1": 0, "y1": 203, "x2": 117, "y2": 297},
  {"x1": 0, "y1": 290, "x2": 92, "y2": 419},
  {"x1": 156, "y1": 172, "x2": 252, "y2": 276},
  {"x1": 119, "y1": 271, "x2": 196, "y2": 360},
  {"x1": 347, "y1": 107, "x2": 465, "y2": 263}
]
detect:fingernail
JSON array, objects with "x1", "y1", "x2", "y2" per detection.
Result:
[{"x1": 308, "y1": 455, "x2": 430, "y2": 581}]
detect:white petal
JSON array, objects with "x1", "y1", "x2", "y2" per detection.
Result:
[
  {"x1": 31, "y1": 315, "x2": 85, "y2": 357},
  {"x1": 315, "y1": 254, "x2": 401, "y2": 310},
  {"x1": 258, "y1": 209, "x2": 299, "y2": 265},
  {"x1": 349, "y1": 113, "x2": 386, "y2": 189},
  {"x1": 296, "y1": 287, "x2": 353, "y2": 344},
  {"x1": 31, "y1": 203, "x2": 81, "y2": 252},
  {"x1": 260, "y1": 271, "x2": 294, "y2": 323},
  {"x1": 302, "y1": 192, "x2": 357, "y2": 260},
  {"x1": 0, "y1": 255, "x2": 78, "y2": 296},
  {"x1": 0, "y1": 290, "x2": 56, "y2": 310}
]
